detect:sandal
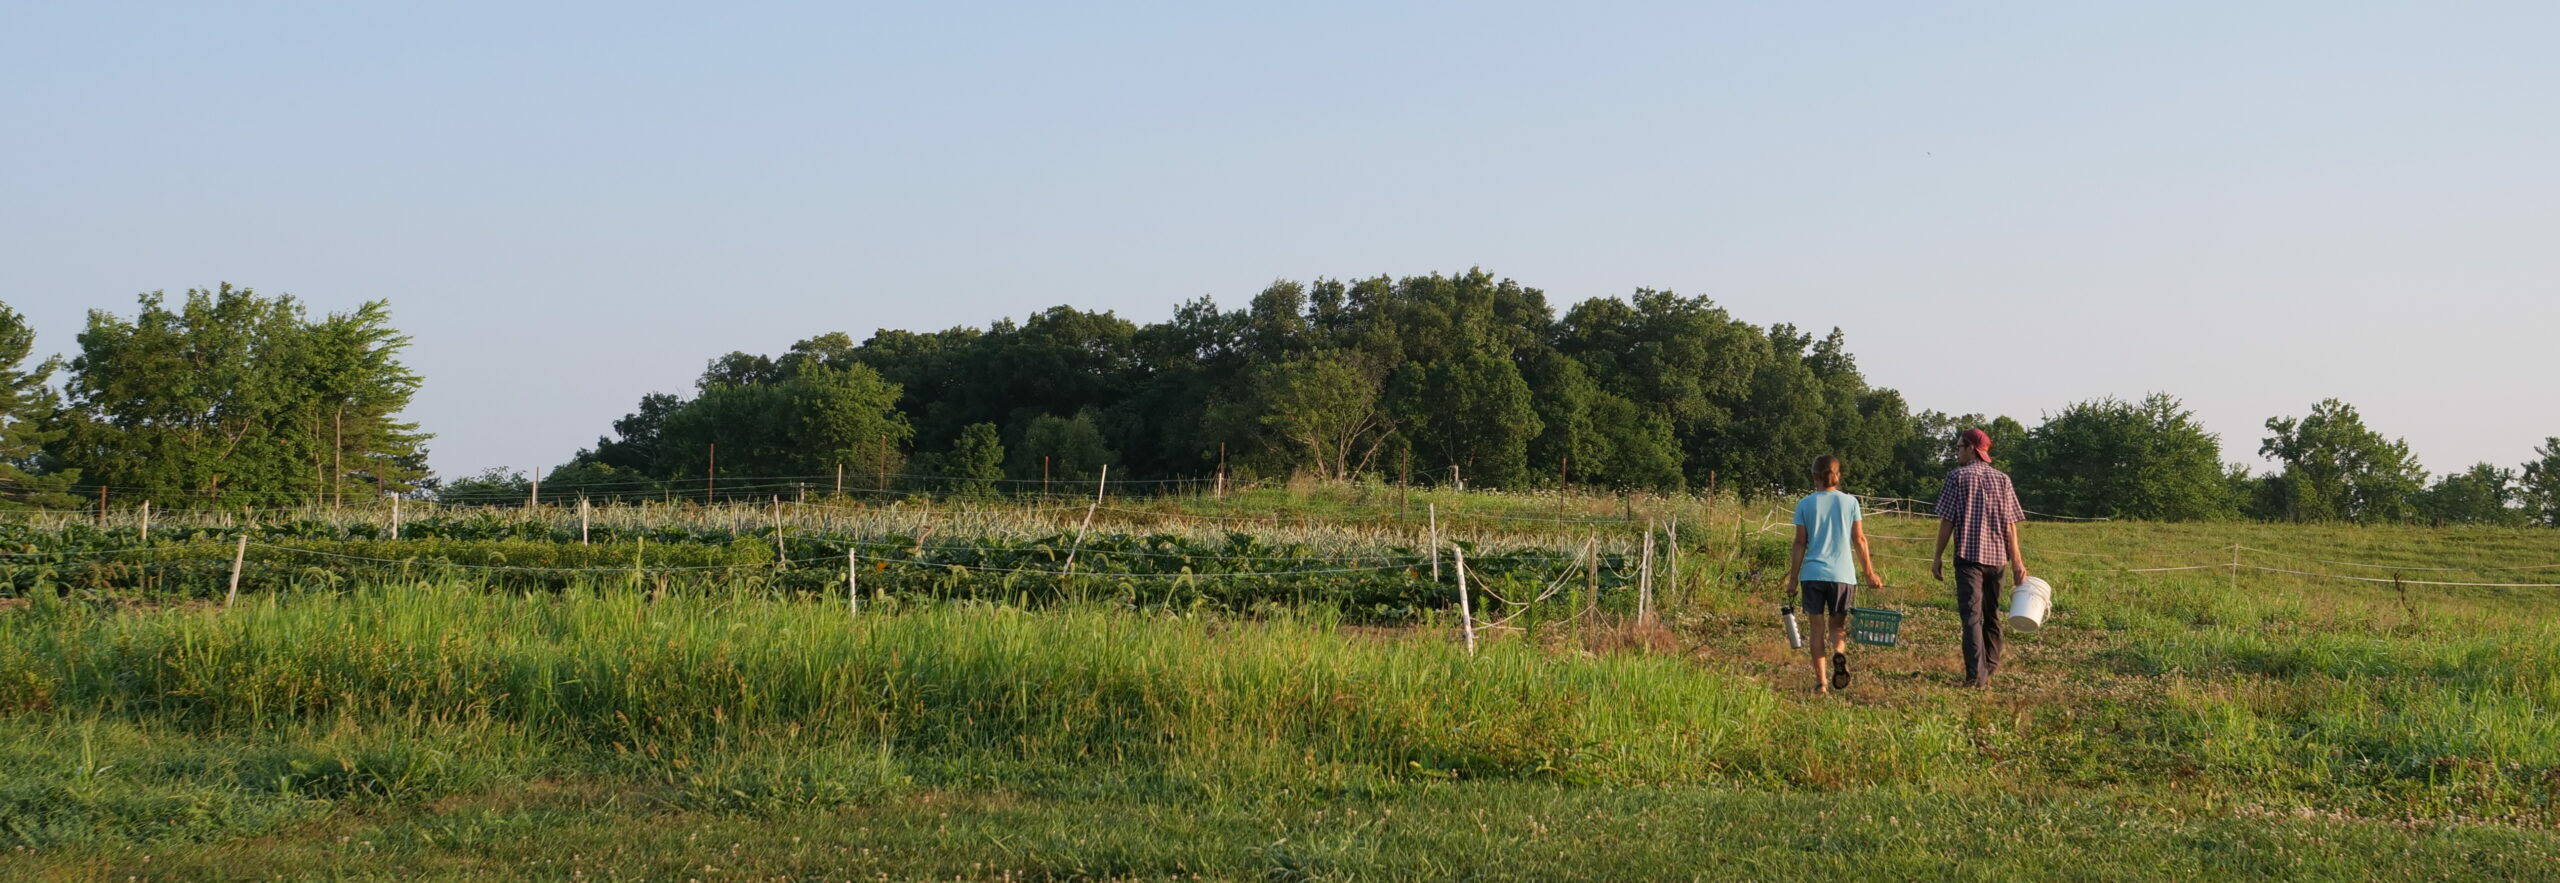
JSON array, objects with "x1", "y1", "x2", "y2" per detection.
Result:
[{"x1": 1831, "y1": 652, "x2": 1851, "y2": 690}]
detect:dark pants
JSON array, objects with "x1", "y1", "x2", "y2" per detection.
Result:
[{"x1": 1953, "y1": 559, "x2": 2005, "y2": 684}]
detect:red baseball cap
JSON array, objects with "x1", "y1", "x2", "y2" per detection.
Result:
[{"x1": 1957, "y1": 428, "x2": 1993, "y2": 452}]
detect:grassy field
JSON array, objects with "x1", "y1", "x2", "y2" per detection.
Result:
[{"x1": 1, "y1": 490, "x2": 2556, "y2": 880}]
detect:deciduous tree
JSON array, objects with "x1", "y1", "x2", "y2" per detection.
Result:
[
  {"x1": 50, "y1": 286, "x2": 427, "y2": 507},
  {"x1": 2258, "y1": 399, "x2": 2426, "y2": 523}
]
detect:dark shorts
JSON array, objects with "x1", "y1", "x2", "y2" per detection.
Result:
[{"x1": 1799, "y1": 581, "x2": 1855, "y2": 616}]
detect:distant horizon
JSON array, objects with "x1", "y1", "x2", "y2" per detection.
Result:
[{"x1": 8, "y1": 2, "x2": 2553, "y2": 480}]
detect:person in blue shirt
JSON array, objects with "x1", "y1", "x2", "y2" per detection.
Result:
[{"x1": 1784, "y1": 455, "x2": 1885, "y2": 695}]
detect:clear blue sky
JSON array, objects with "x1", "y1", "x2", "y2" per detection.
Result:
[{"x1": 6, "y1": 2, "x2": 2554, "y2": 479}]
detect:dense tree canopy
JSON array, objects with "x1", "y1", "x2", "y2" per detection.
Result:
[
  {"x1": 2013, "y1": 394, "x2": 2235, "y2": 521},
  {"x1": 547, "y1": 272, "x2": 2553, "y2": 524},
  {"x1": 2415, "y1": 463, "x2": 2525, "y2": 527},
  {"x1": 11, "y1": 278, "x2": 2556, "y2": 526},
  {"x1": 562, "y1": 270, "x2": 1949, "y2": 500},
  {"x1": 2255, "y1": 399, "x2": 2428, "y2": 524},
  {"x1": 44, "y1": 286, "x2": 428, "y2": 508}
]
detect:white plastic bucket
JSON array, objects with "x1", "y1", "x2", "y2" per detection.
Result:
[{"x1": 2007, "y1": 577, "x2": 2052, "y2": 632}]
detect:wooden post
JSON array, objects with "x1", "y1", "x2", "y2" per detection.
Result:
[
  {"x1": 1398, "y1": 449, "x2": 1410, "y2": 518},
  {"x1": 773, "y1": 496, "x2": 786, "y2": 570},
  {"x1": 528, "y1": 473, "x2": 539, "y2": 510},
  {"x1": 1042, "y1": 456, "x2": 1051, "y2": 498},
  {"x1": 1217, "y1": 443, "x2": 1227, "y2": 499},
  {"x1": 835, "y1": 462, "x2": 844, "y2": 497},
  {"x1": 391, "y1": 495, "x2": 401, "y2": 540},
  {"x1": 1450, "y1": 464, "x2": 1461, "y2": 492},
  {"x1": 1454, "y1": 545, "x2": 1478, "y2": 656},
  {"x1": 1060, "y1": 464, "x2": 1107, "y2": 587},
  {"x1": 1667, "y1": 515, "x2": 1680, "y2": 597},
  {"x1": 1585, "y1": 534, "x2": 1600, "y2": 619},
  {"x1": 97, "y1": 484, "x2": 107, "y2": 528},
  {"x1": 1558, "y1": 457, "x2": 1569, "y2": 526},
  {"x1": 140, "y1": 501, "x2": 151, "y2": 542},
  {"x1": 580, "y1": 497, "x2": 591, "y2": 546},
  {"x1": 848, "y1": 547, "x2": 859, "y2": 617},
  {"x1": 1427, "y1": 503, "x2": 1441, "y2": 582},
  {"x1": 2230, "y1": 543, "x2": 2240, "y2": 592},
  {"x1": 1639, "y1": 522, "x2": 1655, "y2": 626},
  {"x1": 225, "y1": 535, "x2": 248, "y2": 607}
]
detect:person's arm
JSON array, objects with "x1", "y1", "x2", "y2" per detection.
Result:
[
  {"x1": 1932, "y1": 518, "x2": 1954, "y2": 582},
  {"x1": 2004, "y1": 482, "x2": 2029, "y2": 582},
  {"x1": 1851, "y1": 521, "x2": 1883, "y2": 589},
  {"x1": 2007, "y1": 520, "x2": 2029, "y2": 583},
  {"x1": 1785, "y1": 525, "x2": 1809, "y2": 591}
]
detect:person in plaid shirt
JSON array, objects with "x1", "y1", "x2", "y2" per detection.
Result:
[{"x1": 1932, "y1": 428, "x2": 2030, "y2": 688}]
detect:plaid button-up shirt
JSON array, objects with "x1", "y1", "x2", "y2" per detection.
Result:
[{"x1": 1935, "y1": 461, "x2": 2025, "y2": 566}]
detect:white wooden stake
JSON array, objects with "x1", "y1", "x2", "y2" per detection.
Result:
[
  {"x1": 529, "y1": 474, "x2": 539, "y2": 510},
  {"x1": 579, "y1": 497, "x2": 591, "y2": 546},
  {"x1": 225, "y1": 535, "x2": 248, "y2": 607},
  {"x1": 1427, "y1": 503, "x2": 1441, "y2": 582},
  {"x1": 1454, "y1": 545, "x2": 1478, "y2": 656},
  {"x1": 140, "y1": 501, "x2": 151, "y2": 542},
  {"x1": 391, "y1": 496, "x2": 401, "y2": 540},
  {"x1": 1585, "y1": 534, "x2": 1599, "y2": 619},
  {"x1": 848, "y1": 548, "x2": 859, "y2": 617},
  {"x1": 1667, "y1": 515, "x2": 1680, "y2": 597},
  {"x1": 1639, "y1": 522, "x2": 1655, "y2": 626},
  {"x1": 1060, "y1": 465, "x2": 1107, "y2": 585}
]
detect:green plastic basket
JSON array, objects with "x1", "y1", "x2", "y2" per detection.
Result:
[{"x1": 1849, "y1": 605, "x2": 1904, "y2": 648}]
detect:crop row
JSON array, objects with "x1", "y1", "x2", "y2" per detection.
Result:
[{"x1": 0, "y1": 521, "x2": 1665, "y2": 624}]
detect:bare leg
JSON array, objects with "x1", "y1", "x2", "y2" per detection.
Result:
[{"x1": 1808, "y1": 632, "x2": 1830, "y2": 693}]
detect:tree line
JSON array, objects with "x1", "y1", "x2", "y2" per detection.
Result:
[
  {"x1": 1, "y1": 287, "x2": 427, "y2": 509},
  {"x1": 5, "y1": 277, "x2": 2558, "y2": 526}
]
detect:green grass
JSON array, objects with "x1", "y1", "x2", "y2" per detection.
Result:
[{"x1": 1, "y1": 500, "x2": 2557, "y2": 879}]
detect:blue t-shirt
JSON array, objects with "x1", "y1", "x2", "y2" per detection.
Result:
[{"x1": 1792, "y1": 490, "x2": 1863, "y2": 584}]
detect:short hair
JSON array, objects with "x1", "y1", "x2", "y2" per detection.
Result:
[{"x1": 1811, "y1": 455, "x2": 1842, "y2": 486}]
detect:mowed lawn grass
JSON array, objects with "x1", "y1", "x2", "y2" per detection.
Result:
[{"x1": 2, "y1": 513, "x2": 2557, "y2": 880}]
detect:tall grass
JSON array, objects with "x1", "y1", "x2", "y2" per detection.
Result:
[
  {"x1": 0, "y1": 581, "x2": 1972, "y2": 795},
  {"x1": 5, "y1": 500, "x2": 2560, "y2": 874}
]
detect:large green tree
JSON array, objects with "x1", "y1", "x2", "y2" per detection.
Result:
[
  {"x1": 648, "y1": 354, "x2": 912, "y2": 492},
  {"x1": 1250, "y1": 351, "x2": 1391, "y2": 482},
  {"x1": 2414, "y1": 463, "x2": 2523, "y2": 526},
  {"x1": 943, "y1": 422, "x2": 1006, "y2": 496},
  {"x1": 2258, "y1": 399, "x2": 2426, "y2": 523},
  {"x1": 2013, "y1": 394, "x2": 2235, "y2": 521},
  {"x1": 1010, "y1": 412, "x2": 1115, "y2": 486},
  {"x1": 2518, "y1": 438, "x2": 2560, "y2": 528},
  {"x1": 0, "y1": 303, "x2": 78, "y2": 508},
  {"x1": 49, "y1": 286, "x2": 427, "y2": 508},
  {"x1": 1390, "y1": 350, "x2": 1542, "y2": 488}
]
